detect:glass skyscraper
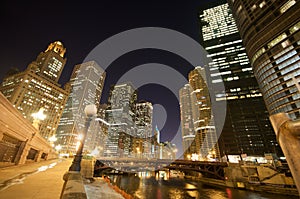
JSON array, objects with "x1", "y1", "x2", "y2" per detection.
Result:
[
  {"x1": 228, "y1": 0, "x2": 300, "y2": 119},
  {"x1": 55, "y1": 61, "x2": 106, "y2": 154},
  {"x1": 104, "y1": 83, "x2": 137, "y2": 157},
  {"x1": 199, "y1": 1, "x2": 282, "y2": 157}
]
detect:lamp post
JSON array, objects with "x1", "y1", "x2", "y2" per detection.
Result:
[
  {"x1": 69, "y1": 104, "x2": 97, "y2": 172},
  {"x1": 31, "y1": 108, "x2": 46, "y2": 130}
]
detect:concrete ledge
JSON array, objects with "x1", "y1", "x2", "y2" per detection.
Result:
[{"x1": 61, "y1": 171, "x2": 87, "y2": 199}]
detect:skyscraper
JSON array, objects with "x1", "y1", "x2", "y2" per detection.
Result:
[
  {"x1": 228, "y1": 0, "x2": 300, "y2": 119},
  {"x1": 179, "y1": 84, "x2": 196, "y2": 159},
  {"x1": 55, "y1": 61, "x2": 106, "y2": 154},
  {"x1": 104, "y1": 82, "x2": 137, "y2": 157},
  {"x1": 135, "y1": 101, "x2": 153, "y2": 139},
  {"x1": 199, "y1": 1, "x2": 282, "y2": 157},
  {"x1": 188, "y1": 67, "x2": 220, "y2": 160},
  {"x1": 135, "y1": 101, "x2": 153, "y2": 157},
  {"x1": 0, "y1": 41, "x2": 69, "y2": 139},
  {"x1": 33, "y1": 41, "x2": 66, "y2": 82}
]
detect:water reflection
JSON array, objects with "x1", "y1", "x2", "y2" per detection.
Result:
[{"x1": 109, "y1": 174, "x2": 299, "y2": 199}]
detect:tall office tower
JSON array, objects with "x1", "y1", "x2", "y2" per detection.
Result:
[
  {"x1": 31, "y1": 41, "x2": 66, "y2": 82},
  {"x1": 94, "y1": 104, "x2": 109, "y2": 157},
  {"x1": 135, "y1": 101, "x2": 153, "y2": 157},
  {"x1": 228, "y1": 1, "x2": 300, "y2": 119},
  {"x1": 55, "y1": 61, "x2": 106, "y2": 154},
  {"x1": 104, "y1": 83, "x2": 137, "y2": 157},
  {"x1": 188, "y1": 67, "x2": 220, "y2": 160},
  {"x1": 179, "y1": 84, "x2": 196, "y2": 159},
  {"x1": 199, "y1": 1, "x2": 282, "y2": 157},
  {"x1": 135, "y1": 101, "x2": 153, "y2": 139},
  {"x1": 0, "y1": 41, "x2": 69, "y2": 139}
]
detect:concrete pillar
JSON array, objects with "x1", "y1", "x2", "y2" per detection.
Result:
[
  {"x1": 35, "y1": 150, "x2": 43, "y2": 162},
  {"x1": 16, "y1": 141, "x2": 30, "y2": 165},
  {"x1": 80, "y1": 159, "x2": 95, "y2": 179},
  {"x1": 14, "y1": 139, "x2": 29, "y2": 165},
  {"x1": 270, "y1": 113, "x2": 300, "y2": 194}
]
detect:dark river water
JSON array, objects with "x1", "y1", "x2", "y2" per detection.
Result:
[{"x1": 109, "y1": 174, "x2": 299, "y2": 199}]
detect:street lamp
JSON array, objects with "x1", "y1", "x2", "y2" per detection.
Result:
[
  {"x1": 69, "y1": 104, "x2": 97, "y2": 171},
  {"x1": 49, "y1": 135, "x2": 57, "y2": 147},
  {"x1": 31, "y1": 108, "x2": 46, "y2": 130}
]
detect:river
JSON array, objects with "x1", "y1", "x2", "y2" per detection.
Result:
[{"x1": 108, "y1": 174, "x2": 299, "y2": 199}]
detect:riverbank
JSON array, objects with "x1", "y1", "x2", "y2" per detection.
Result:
[{"x1": 185, "y1": 175, "x2": 299, "y2": 196}]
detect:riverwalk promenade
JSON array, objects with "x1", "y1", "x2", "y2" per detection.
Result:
[{"x1": 0, "y1": 158, "x2": 124, "y2": 199}]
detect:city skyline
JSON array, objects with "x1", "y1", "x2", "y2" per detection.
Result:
[
  {"x1": 0, "y1": 0, "x2": 220, "y2": 144},
  {"x1": 1, "y1": 1, "x2": 300, "y2": 198}
]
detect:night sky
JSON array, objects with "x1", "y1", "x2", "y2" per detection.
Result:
[{"x1": 0, "y1": 0, "x2": 220, "y2": 155}]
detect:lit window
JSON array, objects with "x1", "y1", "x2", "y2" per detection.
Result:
[
  {"x1": 267, "y1": 33, "x2": 287, "y2": 48},
  {"x1": 280, "y1": 0, "x2": 296, "y2": 13},
  {"x1": 281, "y1": 40, "x2": 290, "y2": 48},
  {"x1": 259, "y1": 1, "x2": 266, "y2": 8},
  {"x1": 237, "y1": 5, "x2": 242, "y2": 13},
  {"x1": 251, "y1": 4, "x2": 257, "y2": 11},
  {"x1": 289, "y1": 21, "x2": 300, "y2": 34}
]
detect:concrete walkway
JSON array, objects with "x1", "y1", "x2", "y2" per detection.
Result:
[
  {"x1": 85, "y1": 178, "x2": 124, "y2": 199},
  {"x1": 0, "y1": 158, "x2": 69, "y2": 199},
  {"x1": 0, "y1": 158, "x2": 124, "y2": 199}
]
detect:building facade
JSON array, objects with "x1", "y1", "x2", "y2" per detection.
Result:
[
  {"x1": 228, "y1": 0, "x2": 300, "y2": 119},
  {"x1": 135, "y1": 101, "x2": 153, "y2": 157},
  {"x1": 188, "y1": 67, "x2": 220, "y2": 160},
  {"x1": 55, "y1": 61, "x2": 106, "y2": 154},
  {"x1": 179, "y1": 84, "x2": 196, "y2": 159},
  {"x1": 199, "y1": 1, "x2": 282, "y2": 157},
  {"x1": 0, "y1": 41, "x2": 69, "y2": 140},
  {"x1": 104, "y1": 83, "x2": 137, "y2": 157}
]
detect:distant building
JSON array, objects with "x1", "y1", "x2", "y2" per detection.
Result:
[
  {"x1": 104, "y1": 83, "x2": 137, "y2": 157},
  {"x1": 93, "y1": 104, "x2": 109, "y2": 157},
  {"x1": 188, "y1": 67, "x2": 220, "y2": 160},
  {"x1": 135, "y1": 101, "x2": 153, "y2": 157},
  {"x1": 55, "y1": 61, "x2": 106, "y2": 154},
  {"x1": 0, "y1": 41, "x2": 69, "y2": 139},
  {"x1": 228, "y1": 0, "x2": 300, "y2": 119},
  {"x1": 179, "y1": 84, "x2": 196, "y2": 159},
  {"x1": 157, "y1": 142, "x2": 177, "y2": 160},
  {"x1": 198, "y1": 1, "x2": 282, "y2": 157}
]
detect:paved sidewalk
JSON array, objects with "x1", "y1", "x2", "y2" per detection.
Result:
[
  {"x1": 0, "y1": 158, "x2": 70, "y2": 199},
  {"x1": 0, "y1": 158, "x2": 125, "y2": 199}
]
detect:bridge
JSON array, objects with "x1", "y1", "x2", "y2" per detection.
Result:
[{"x1": 95, "y1": 158, "x2": 228, "y2": 180}]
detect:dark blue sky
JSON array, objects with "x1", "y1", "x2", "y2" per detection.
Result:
[{"x1": 0, "y1": 0, "x2": 220, "y2": 151}]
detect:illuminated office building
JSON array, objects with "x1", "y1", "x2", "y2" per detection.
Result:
[
  {"x1": 55, "y1": 61, "x2": 106, "y2": 154},
  {"x1": 228, "y1": 0, "x2": 300, "y2": 119},
  {"x1": 0, "y1": 41, "x2": 69, "y2": 139},
  {"x1": 199, "y1": 1, "x2": 282, "y2": 156},
  {"x1": 188, "y1": 67, "x2": 220, "y2": 160},
  {"x1": 135, "y1": 101, "x2": 153, "y2": 139},
  {"x1": 135, "y1": 101, "x2": 153, "y2": 157},
  {"x1": 104, "y1": 83, "x2": 137, "y2": 157}
]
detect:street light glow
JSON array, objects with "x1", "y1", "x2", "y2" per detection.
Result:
[{"x1": 31, "y1": 108, "x2": 46, "y2": 121}]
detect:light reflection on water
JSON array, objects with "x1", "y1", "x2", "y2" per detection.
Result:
[{"x1": 109, "y1": 174, "x2": 298, "y2": 199}]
